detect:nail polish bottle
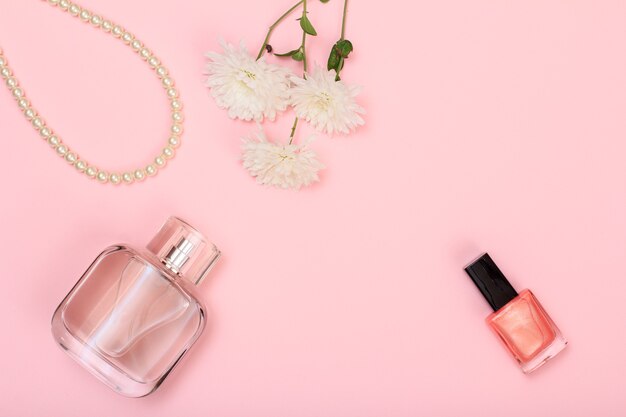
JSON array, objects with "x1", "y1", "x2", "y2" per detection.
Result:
[
  {"x1": 51, "y1": 217, "x2": 221, "y2": 397},
  {"x1": 464, "y1": 253, "x2": 567, "y2": 373}
]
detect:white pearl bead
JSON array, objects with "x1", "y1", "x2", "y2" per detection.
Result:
[
  {"x1": 171, "y1": 100, "x2": 182, "y2": 110},
  {"x1": 6, "y1": 77, "x2": 17, "y2": 88},
  {"x1": 172, "y1": 111, "x2": 183, "y2": 122},
  {"x1": 85, "y1": 166, "x2": 97, "y2": 178},
  {"x1": 168, "y1": 136, "x2": 180, "y2": 147},
  {"x1": 122, "y1": 172, "x2": 134, "y2": 183},
  {"x1": 18, "y1": 98, "x2": 29, "y2": 109},
  {"x1": 75, "y1": 160, "x2": 87, "y2": 172},
  {"x1": 109, "y1": 173, "x2": 121, "y2": 185},
  {"x1": 48, "y1": 136, "x2": 60, "y2": 147},
  {"x1": 162, "y1": 77, "x2": 174, "y2": 88},
  {"x1": 96, "y1": 171, "x2": 108, "y2": 183},
  {"x1": 1, "y1": 67, "x2": 11, "y2": 78},
  {"x1": 131, "y1": 40, "x2": 142, "y2": 50},
  {"x1": 122, "y1": 32, "x2": 133, "y2": 43},
  {"x1": 134, "y1": 169, "x2": 145, "y2": 181},
  {"x1": 32, "y1": 117, "x2": 43, "y2": 129},
  {"x1": 167, "y1": 88, "x2": 178, "y2": 98},
  {"x1": 163, "y1": 146, "x2": 175, "y2": 159},
  {"x1": 140, "y1": 48, "x2": 151, "y2": 59},
  {"x1": 156, "y1": 66, "x2": 168, "y2": 78},
  {"x1": 24, "y1": 109, "x2": 36, "y2": 119},
  {"x1": 145, "y1": 164, "x2": 157, "y2": 176},
  {"x1": 102, "y1": 20, "x2": 113, "y2": 32},
  {"x1": 12, "y1": 87, "x2": 24, "y2": 98},
  {"x1": 148, "y1": 57, "x2": 160, "y2": 67},
  {"x1": 56, "y1": 144, "x2": 68, "y2": 156},
  {"x1": 112, "y1": 26, "x2": 123, "y2": 37},
  {"x1": 79, "y1": 9, "x2": 90, "y2": 21},
  {"x1": 59, "y1": 0, "x2": 70, "y2": 10},
  {"x1": 154, "y1": 156, "x2": 166, "y2": 167},
  {"x1": 65, "y1": 152, "x2": 77, "y2": 164},
  {"x1": 40, "y1": 127, "x2": 52, "y2": 138},
  {"x1": 91, "y1": 15, "x2": 102, "y2": 26},
  {"x1": 0, "y1": 57, "x2": 6, "y2": 66},
  {"x1": 171, "y1": 124, "x2": 182, "y2": 135},
  {"x1": 48, "y1": 0, "x2": 60, "y2": 5},
  {"x1": 69, "y1": 4, "x2": 80, "y2": 16}
]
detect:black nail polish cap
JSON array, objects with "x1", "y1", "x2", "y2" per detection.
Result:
[{"x1": 464, "y1": 253, "x2": 518, "y2": 311}]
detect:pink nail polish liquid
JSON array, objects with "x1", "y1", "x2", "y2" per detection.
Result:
[{"x1": 464, "y1": 253, "x2": 567, "y2": 373}]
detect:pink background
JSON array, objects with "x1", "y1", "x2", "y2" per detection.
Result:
[{"x1": 1, "y1": 0, "x2": 625, "y2": 415}]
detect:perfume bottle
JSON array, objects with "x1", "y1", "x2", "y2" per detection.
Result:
[
  {"x1": 51, "y1": 217, "x2": 220, "y2": 397},
  {"x1": 464, "y1": 253, "x2": 567, "y2": 373}
]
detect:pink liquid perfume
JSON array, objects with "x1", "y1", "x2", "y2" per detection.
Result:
[{"x1": 51, "y1": 217, "x2": 220, "y2": 397}]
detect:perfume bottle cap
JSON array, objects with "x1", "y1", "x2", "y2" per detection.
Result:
[
  {"x1": 147, "y1": 216, "x2": 221, "y2": 285},
  {"x1": 464, "y1": 253, "x2": 519, "y2": 311}
]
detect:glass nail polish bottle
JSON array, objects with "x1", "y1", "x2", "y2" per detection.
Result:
[
  {"x1": 51, "y1": 217, "x2": 221, "y2": 397},
  {"x1": 464, "y1": 253, "x2": 567, "y2": 373}
]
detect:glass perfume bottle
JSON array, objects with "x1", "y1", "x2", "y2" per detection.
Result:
[
  {"x1": 51, "y1": 217, "x2": 220, "y2": 397},
  {"x1": 464, "y1": 253, "x2": 567, "y2": 373}
]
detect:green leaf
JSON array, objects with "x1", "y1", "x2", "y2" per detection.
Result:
[
  {"x1": 335, "y1": 39, "x2": 353, "y2": 57},
  {"x1": 327, "y1": 39, "x2": 353, "y2": 73},
  {"x1": 320, "y1": 0, "x2": 330, "y2": 3},
  {"x1": 275, "y1": 47, "x2": 305, "y2": 62},
  {"x1": 274, "y1": 48, "x2": 301, "y2": 57},
  {"x1": 292, "y1": 50, "x2": 305, "y2": 61},
  {"x1": 299, "y1": 14, "x2": 318, "y2": 36},
  {"x1": 327, "y1": 48, "x2": 341, "y2": 71}
]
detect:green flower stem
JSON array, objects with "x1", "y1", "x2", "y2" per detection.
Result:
[
  {"x1": 336, "y1": 0, "x2": 349, "y2": 79},
  {"x1": 256, "y1": 0, "x2": 304, "y2": 60},
  {"x1": 340, "y1": 0, "x2": 348, "y2": 40},
  {"x1": 288, "y1": 117, "x2": 299, "y2": 145},
  {"x1": 289, "y1": 0, "x2": 309, "y2": 145},
  {"x1": 301, "y1": 30, "x2": 308, "y2": 73},
  {"x1": 298, "y1": 0, "x2": 309, "y2": 74}
]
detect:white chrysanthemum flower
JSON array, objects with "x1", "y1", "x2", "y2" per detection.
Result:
[
  {"x1": 205, "y1": 40, "x2": 291, "y2": 121},
  {"x1": 289, "y1": 65, "x2": 365, "y2": 135},
  {"x1": 242, "y1": 128, "x2": 324, "y2": 190}
]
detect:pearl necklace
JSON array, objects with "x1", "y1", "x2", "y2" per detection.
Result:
[{"x1": 0, "y1": 0, "x2": 184, "y2": 185}]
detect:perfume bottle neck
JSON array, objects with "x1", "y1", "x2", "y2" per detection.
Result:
[
  {"x1": 162, "y1": 237, "x2": 194, "y2": 274},
  {"x1": 146, "y1": 217, "x2": 221, "y2": 286}
]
